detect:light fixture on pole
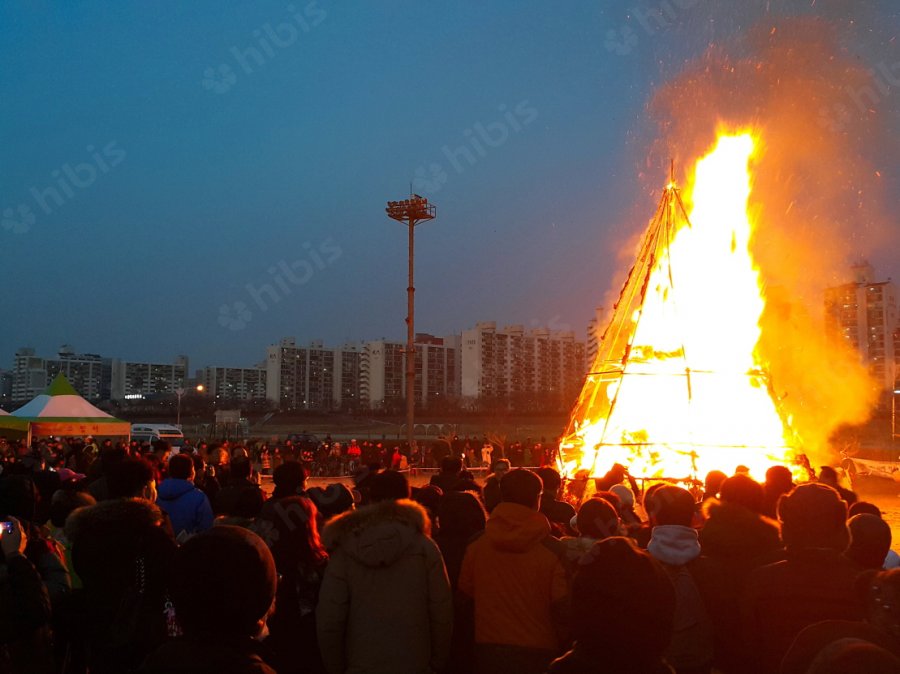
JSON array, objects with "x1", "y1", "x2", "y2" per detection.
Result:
[
  {"x1": 176, "y1": 384, "x2": 205, "y2": 428},
  {"x1": 176, "y1": 387, "x2": 185, "y2": 427},
  {"x1": 385, "y1": 194, "x2": 436, "y2": 453}
]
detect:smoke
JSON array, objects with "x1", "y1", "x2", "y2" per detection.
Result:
[{"x1": 644, "y1": 14, "x2": 899, "y2": 463}]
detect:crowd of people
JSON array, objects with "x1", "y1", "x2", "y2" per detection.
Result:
[{"x1": 1, "y1": 434, "x2": 900, "y2": 673}]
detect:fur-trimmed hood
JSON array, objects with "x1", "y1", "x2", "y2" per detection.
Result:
[
  {"x1": 63, "y1": 497, "x2": 175, "y2": 596},
  {"x1": 65, "y1": 497, "x2": 164, "y2": 542},
  {"x1": 700, "y1": 498, "x2": 781, "y2": 560},
  {"x1": 322, "y1": 498, "x2": 430, "y2": 568}
]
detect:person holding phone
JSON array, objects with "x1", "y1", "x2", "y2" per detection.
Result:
[{"x1": 0, "y1": 516, "x2": 54, "y2": 672}]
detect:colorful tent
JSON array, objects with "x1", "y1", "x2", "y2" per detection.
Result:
[
  {"x1": 0, "y1": 407, "x2": 28, "y2": 434},
  {"x1": 10, "y1": 374, "x2": 130, "y2": 438}
]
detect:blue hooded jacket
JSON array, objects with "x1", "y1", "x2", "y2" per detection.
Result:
[{"x1": 156, "y1": 478, "x2": 214, "y2": 537}]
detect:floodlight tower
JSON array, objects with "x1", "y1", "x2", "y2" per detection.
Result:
[{"x1": 385, "y1": 194, "x2": 436, "y2": 452}]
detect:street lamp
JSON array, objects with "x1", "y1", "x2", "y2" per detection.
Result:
[
  {"x1": 893, "y1": 388, "x2": 899, "y2": 446},
  {"x1": 386, "y1": 194, "x2": 436, "y2": 453},
  {"x1": 176, "y1": 384, "x2": 205, "y2": 428}
]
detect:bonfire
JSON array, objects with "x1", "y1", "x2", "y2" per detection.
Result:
[{"x1": 559, "y1": 130, "x2": 804, "y2": 486}]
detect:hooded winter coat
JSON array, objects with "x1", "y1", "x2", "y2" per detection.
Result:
[
  {"x1": 647, "y1": 525, "x2": 714, "y2": 672},
  {"x1": 700, "y1": 500, "x2": 782, "y2": 573},
  {"x1": 316, "y1": 498, "x2": 452, "y2": 674},
  {"x1": 699, "y1": 499, "x2": 784, "y2": 673},
  {"x1": 156, "y1": 478, "x2": 214, "y2": 538},
  {"x1": 458, "y1": 502, "x2": 568, "y2": 654}
]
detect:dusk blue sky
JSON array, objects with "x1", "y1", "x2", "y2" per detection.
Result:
[{"x1": 1, "y1": 1, "x2": 898, "y2": 370}]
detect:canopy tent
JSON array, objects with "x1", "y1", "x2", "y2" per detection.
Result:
[
  {"x1": 0, "y1": 407, "x2": 29, "y2": 435},
  {"x1": 10, "y1": 374, "x2": 130, "y2": 439}
]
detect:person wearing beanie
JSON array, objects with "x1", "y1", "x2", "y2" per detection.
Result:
[
  {"x1": 845, "y1": 514, "x2": 893, "y2": 570},
  {"x1": 305, "y1": 482, "x2": 356, "y2": 523},
  {"x1": 316, "y1": 470, "x2": 452, "y2": 674},
  {"x1": 270, "y1": 461, "x2": 308, "y2": 501},
  {"x1": 609, "y1": 483, "x2": 642, "y2": 533},
  {"x1": 458, "y1": 468, "x2": 569, "y2": 674},
  {"x1": 743, "y1": 483, "x2": 866, "y2": 673},
  {"x1": 848, "y1": 502, "x2": 900, "y2": 569},
  {"x1": 548, "y1": 537, "x2": 677, "y2": 673},
  {"x1": 139, "y1": 526, "x2": 278, "y2": 673},
  {"x1": 559, "y1": 496, "x2": 621, "y2": 573},
  {"x1": 646, "y1": 485, "x2": 715, "y2": 674}
]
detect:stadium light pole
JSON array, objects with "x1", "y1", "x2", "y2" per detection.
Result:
[{"x1": 386, "y1": 194, "x2": 436, "y2": 453}]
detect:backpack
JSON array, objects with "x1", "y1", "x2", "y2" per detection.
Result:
[{"x1": 663, "y1": 563, "x2": 715, "y2": 669}]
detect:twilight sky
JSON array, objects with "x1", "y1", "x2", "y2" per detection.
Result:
[{"x1": 1, "y1": 1, "x2": 898, "y2": 369}]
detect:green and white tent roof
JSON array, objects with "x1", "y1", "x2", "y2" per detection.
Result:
[{"x1": 10, "y1": 374, "x2": 130, "y2": 436}]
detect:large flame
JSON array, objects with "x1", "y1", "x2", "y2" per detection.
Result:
[{"x1": 561, "y1": 131, "x2": 796, "y2": 482}]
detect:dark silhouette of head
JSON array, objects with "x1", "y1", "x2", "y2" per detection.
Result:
[
  {"x1": 535, "y1": 467, "x2": 562, "y2": 496},
  {"x1": 108, "y1": 457, "x2": 155, "y2": 499},
  {"x1": 649, "y1": 485, "x2": 695, "y2": 527},
  {"x1": 369, "y1": 470, "x2": 410, "y2": 502},
  {"x1": 720, "y1": 474, "x2": 765, "y2": 513},
  {"x1": 703, "y1": 470, "x2": 728, "y2": 498},
  {"x1": 437, "y1": 490, "x2": 486, "y2": 538},
  {"x1": 411, "y1": 484, "x2": 443, "y2": 517},
  {"x1": 0, "y1": 475, "x2": 38, "y2": 522},
  {"x1": 765, "y1": 465, "x2": 794, "y2": 493},
  {"x1": 272, "y1": 461, "x2": 307, "y2": 500},
  {"x1": 818, "y1": 466, "x2": 840, "y2": 487},
  {"x1": 575, "y1": 497, "x2": 620, "y2": 539},
  {"x1": 306, "y1": 483, "x2": 355, "y2": 520},
  {"x1": 172, "y1": 526, "x2": 276, "y2": 639},
  {"x1": 167, "y1": 454, "x2": 194, "y2": 481},
  {"x1": 500, "y1": 469, "x2": 543, "y2": 510},
  {"x1": 441, "y1": 456, "x2": 463, "y2": 475},
  {"x1": 231, "y1": 457, "x2": 252, "y2": 481},
  {"x1": 848, "y1": 501, "x2": 882, "y2": 519},
  {"x1": 49, "y1": 488, "x2": 96, "y2": 528},
  {"x1": 846, "y1": 514, "x2": 892, "y2": 570},
  {"x1": 778, "y1": 483, "x2": 848, "y2": 551}
]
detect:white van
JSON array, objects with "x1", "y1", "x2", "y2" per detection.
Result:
[{"x1": 131, "y1": 424, "x2": 185, "y2": 450}]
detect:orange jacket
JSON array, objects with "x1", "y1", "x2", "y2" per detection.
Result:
[{"x1": 458, "y1": 502, "x2": 568, "y2": 651}]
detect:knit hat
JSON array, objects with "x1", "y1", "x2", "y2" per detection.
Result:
[
  {"x1": 609, "y1": 484, "x2": 635, "y2": 508},
  {"x1": 573, "y1": 497, "x2": 620, "y2": 539},
  {"x1": 172, "y1": 526, "x2": 277, "y2": 638},
  {"x1": 307, "y1": 483, "x2": 356, "y2": 520}
]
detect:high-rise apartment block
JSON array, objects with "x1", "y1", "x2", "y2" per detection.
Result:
[
  {"x1": 12, "y1": 346, "x2": 111, "y2": 403},
  {"x1": 110, "y1": 356, "x2": 190, "y2": 400},
  {"x1": 265, "y1": 338, "x2": 362, "y2": 411},
  {"x1": 461, "y1": 322, "x2": 586, "y2": 406},
  {"x1": 199, "y1": 366, "x2": 267, "y2": 401},
  {"x1": 825, "y1": 262, "x2": 899, "y2": 390},
  {"x1": 360, "y1": 334, "x2": 461, "y2": 410}
]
